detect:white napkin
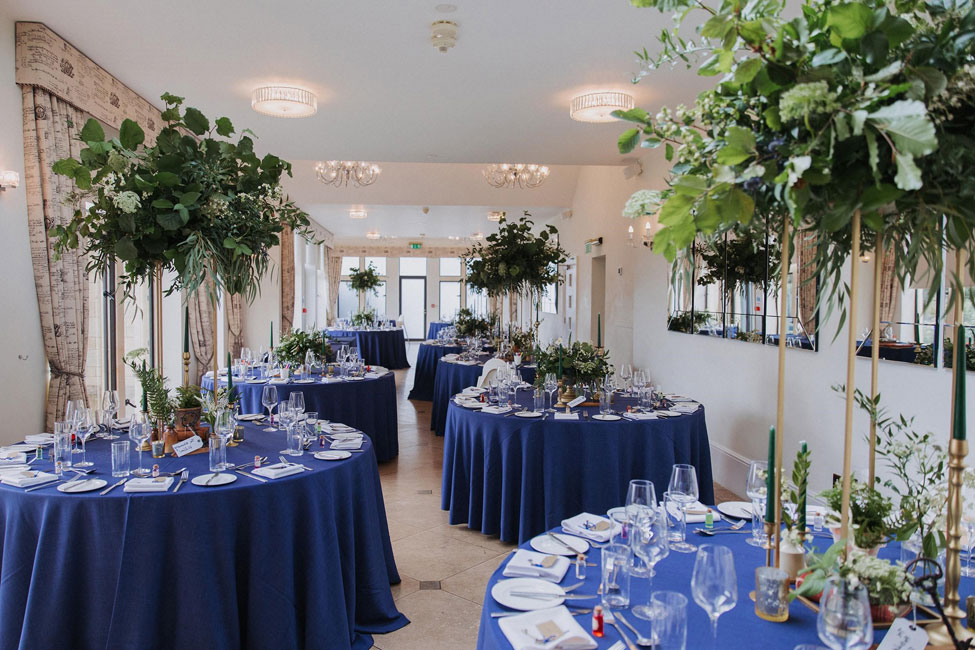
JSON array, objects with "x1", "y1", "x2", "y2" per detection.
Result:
[
  {"x1": 364, "y1": 372, "x2": 380, "y2": 379},
  {"x1": 623, "y1": 412, "x2": 657, "y2": 421},
  {"x1": 1, "y1": 470, "x2": 57, "y2": 488},
  {"x1": 463, "y1": 386, "x2": 487, "y2": 395},
  {"x1": 673, "y1": 403, "x2": 700, "y2": 414},
  {"x1": 246, "y1": 378, "x2": 268, "y2": 384},
  {"x1": 237, "y1": 414, "x2": 264, "y2": 421},
  {"x1": 253, "y1": 462, "x2": 304, "y2": 479},
  {"x1": 204, "y1": 371, "x2": 214, "y2": 378},
  {"x1": 455, "y1": 360, "x2": 479, "y2": 366},
  {"x1": 481, "y1": 405, "x2": 512, "y2": 415},
  {"x1": 497, "y1": 606, "x2": 597, "y2": 650},
  {"x1": 323, "y1": 423, "x2": 356, "y2": 434},
  {"x1": 0, "y1": 452, "x2": 28, "y2": 466},
  {"x1": 553, "y1": 413, "x2": 579, "y2": 421},
  {"x1": 666, "y1": 500, "x2": 721, "y2": 524},
  {"x1": 323, "y1": 376, "x2": 343, "y2": 383},
  {"x1": 330, "y1": 439, "x2": 363, "y2": 450},
  {"x1": 455, "y1": 398, "x2": 483, "y2": 409},
  {"x1": 561, "y1": 513, "x2": 618, "y2": 543},
  {"x1": 503, "y1": 549, "x2": 570, "y2": 582},
  {"x1": 442, "y1": 353, "x2": 459, "y2": 361},
  {"x1": 25, "y1": 433, "x2": 55, "y2": 444},
  {"x1": 123, "y1": 476, "x2": 175, "y2": 492}
]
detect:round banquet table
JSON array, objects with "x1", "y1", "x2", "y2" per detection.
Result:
[
  {"x1": 0, "y1": 423, "x2": 408, "y2": 650},
  {"x1": 856, "y1": 340, "x2": 917, "y2": 363},
  {"x1": 476, "y1": 520, "x2": 975, "y2": 649},
  {"x1": 441, "y1": 401, "x2": 714, "y2": 543},
  {"x1": 325, "y1": 328, "x2": 410, "y2": 369},
  {"x1": 202, "y1": 371, "x2": 399, "y2": 462},
  {"x1": 408, "y1": 342, "x2": 463, "y2": 401},
  {"x1": 430, "y1": 359, "x2": 537, "y2": 436},
  {"x1": 426, "y1": 321, "x2": 451, "y2": 339}
]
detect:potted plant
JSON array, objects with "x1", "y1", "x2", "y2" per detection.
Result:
[
  {"x1": 780, "y1": 445, "x2": 812, "y2": 579},
  {"x1": 820, "y1": 479, "x2": 894, "y2": 554},
  {"x1": 172, "y1": 384, "x2": 203, "y2": 434},
  {"x1": 349, "y1": 263, "x2": 383, "y2": 303}
]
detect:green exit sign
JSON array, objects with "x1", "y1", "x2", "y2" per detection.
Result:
[{"x1": 409, "y1": 242, "x2": 422, "y2": 250}]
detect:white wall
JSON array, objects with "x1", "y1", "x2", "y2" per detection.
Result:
[
  {"x1": 241, "y1": 244, "x2": 281, "y2": 354},
  {"x1": 0, "y1": 10, "x2": 48, "y2": 440}
]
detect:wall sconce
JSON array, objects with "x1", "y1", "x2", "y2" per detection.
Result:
[
  {"x1": 642, "y1": 221, "x2": 652, "y2": 248},
  {"x1": 0, "y1": 171, "x2": 19, "y2": 192},
  {"x1": 859, "y1": 251, "x2": 871, "y2": 263},
  {"x1": 627, "y1": 224, "x2": 635, "y2": 247}
]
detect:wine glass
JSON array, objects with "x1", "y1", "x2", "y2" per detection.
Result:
[
  {"x1": 128, "y1": 418, "x2": 151, "y2": 477},
  {"x1": 962, "y1": 484, "x2": 975, "y2": 577},
  {"x1": 745, "y1": 460, "x2": 769, "y2": 548},
  {"x1": 619, "y1": 363, "x2": 633, "y2": 392},
  {"x1": 544, "y1": 373, "x2": 558, "y2": 412},
  {"x1": 290, "y1": 391, "x2": 306, "y2": 418},
  {"x1": 631, "y1": 507, "x2": 670, "y2": 622},
  {"x1": 71, "y1": 408, "x2": 96, "y2": 468},
  {"x1": 261, "y1": 385, "x2": 279, "y2": 432},
  {"x1": 626, "y1": 480, "x2": 657, "y2": 577},
  {"x1": 214, "y1": 409, "x2": 235, "y2": 470},
  {"x1": 817, "y1": 577, "x2": 873, "y2": 649},
  {"x1": 101, "y1": 390, "x2": 120, "y2": 439},
  {"x1": 667, "y1": 464, "x2": 699, "y2": 553},
  {"x1": 691, "y1": 544, "x2": 738, "y2": 646}
]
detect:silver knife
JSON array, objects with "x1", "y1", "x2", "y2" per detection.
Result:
[
  {"x1": 236, "y1": 469, "x2": 267, "y2": 483},
  {"x1": 100, "y1": 478, "x2": 127, "y2": 495},
  {"x1": 508, "y1": 591, "x2": 596, "y2": 600},
  {"x1": 24, "y1": 479, "x2": 61, "y2": 492},
  {"x1": 547, "y1": 531, "x2": 586, "y2": 554}
]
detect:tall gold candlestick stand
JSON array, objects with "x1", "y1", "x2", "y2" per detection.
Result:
[{"x1": 182, "y1": 351, "x2": 190, "y2": 387}]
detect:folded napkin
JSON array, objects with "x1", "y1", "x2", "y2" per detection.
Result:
[
  {"x1": 0, "y1": 465, "x2": 31, "y2": 475},
  {"x1": 481, "y1": 405, "x2": 512, "y2": 415},
  {"x1": 1, "y1": 470, "x2": 58, "y2": 488},
  {"x1": 330, "y1": 439, "x2": 363, "y2": 450},
  {"x1": 237, "y1": 414, "x2": 264, "y2": 422},
  {"x1": 124, "y1": 476, "x2": 175, "y2": 493},
  {"x1": 322, "y1": 376, "x2": 343, "y2": 383},
  {"x1": 666, "y1": 500, "x2": 721, "y2": 524},
  {"x1": 246, "y1": 378, "x2": 268, "y2": 384},
  {"x1": 455, "y1": 360, "x2": 479, "y2": 366},
  {"x1": 561, "y1": 512, "x2": 617, "y2": 543},
  {"x1": 455, "y1": 398, "x2": 483, "y2": 409},
  {"x1": 324, "y1": 423, "x2": 356, "y2": 434},
  {"x1": 25, "y1": 433, "x2": 55, "y2": 444},
  {"x1": 0, "y1": 452, "x2": 28, "y2": 466},
  {"x1": 497, "y1": 606, "x2": 597, "y2": 650},
  {"x1": 503, "y1": 549, "x2": 570, "y2": 582},
  {"x1": 623, "y1": 412, "x2": 657, "y2": 421},
  {"x1": 673, "y1": 403, "x2": 700, "y2": 414},
  {"x1": 442, "y1": 353, "x2": 459, "y2": 361},
  {"x1": 553, "y1": 413, "x2": 579, "y2": 421},
  {"x1": 364, "y1": 372, "x2": 380, "y2": 379},
  {"x1": 253, "y1": 462, "x2": 304, "y2": 480}
]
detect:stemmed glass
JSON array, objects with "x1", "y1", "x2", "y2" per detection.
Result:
[
  {"x1": 128, "y1": 417, "x2": 151, "y2": 477},
  {"x1": 544, "y1": 373, "x2": 558, "y2": 412},
  {"x1": 214, "y1": 409, "x2": 235, "y2": 470},
  {"x1": 101, "y1": 390, "x2": 120, "y2": 439},
  {"x1": 631, "y1": 507, "x2": 670, "y2": 623},
  {"x1": 303, "y1": 349, "x2": 316, "y2": 380},
  {"x1": 963, "y1": 484, "x2": 975, "y2": 577},
  {"x1": 627, "y1": 479, "x2": 657, "y2": 510},
  {"x1": 667, "y1": 464, "x2": 699, "y2": 553},
  {"x1": 262, "y1": 385, "x2": 279, "y2": 432},
  {"x1": 72, "y1": 408, "x2": 96, "y2": 468},
  {"x1": 65, "y1": 399, "x2": 85, "y2": 455},
  {"x1": 278, "y1": 403, "x2": 298, "y2": 455},
  {"x1": 691, "y1": 544, "x2": 738, "y2": 646},
  {"x1": 816, "y1": 577, "x2": 873, "y2": 649},
  {"x1": 290, "y1": 391, "x2": 306, "y2": 420},
  {"x1": 619, "y1": 363, "x2": 633, "y2": 392},
  {"x1": 745, "y1": 460, "x2": 769, "y2": 548}
]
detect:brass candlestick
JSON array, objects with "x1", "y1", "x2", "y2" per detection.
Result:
[
  {"x1": 182, "y1": 351, "x2": 190, "y2": 387},
  {"x1": 926, "y1": 438, "x2": 973, "y2": 645}
]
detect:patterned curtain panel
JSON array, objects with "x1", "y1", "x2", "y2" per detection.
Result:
[
  {"x1": 797, "y1": 232, "x2": 819, "y2": 339},
  {"x1": 878, "y1": 244, "x2": 898, "y2": 326},
  {"x1": 22, "y1": 86, "x2": 90, "y2": 429},
  {"x1": 228, "y1": 294, "x2": 244, "y2": 358},
  {"x1": 326, "y1": 247, "x2": 341, "y2": 325},
  {"x1": 189, "y1": 283, "x2": 214, "y2": 384},
  {"x1": 280, "y1": 226, "x2": 295, "y2": 335}
]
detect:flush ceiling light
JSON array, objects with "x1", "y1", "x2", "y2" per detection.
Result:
[
  {"x1": 349, "y1": 208, "x2": 368, "y2": 219},
  {"x1": 431, "y1": 20, "x2": 458, "y2": 53},
  {"x1": 251, "y1": 86, "x2": 317, "y2": 118},
  {"x1": 569, "y1": 91, "x2": 634, "y2": 123},
  {"x1": 487, "y1": 211, "x2": 504, "y2": 222},
  {"x1": 366, "y1": 230, "x2": 381, "y2": 240}
]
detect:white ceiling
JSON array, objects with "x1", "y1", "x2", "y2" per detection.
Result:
[{"x1": 8, "y1": 0, "x2": 706, "y2": 166}]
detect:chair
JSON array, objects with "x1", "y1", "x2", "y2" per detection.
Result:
[{"x1": 477, "y1": 358, "x2": 508, "y2": 388}]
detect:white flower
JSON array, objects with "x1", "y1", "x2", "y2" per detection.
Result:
[
  {"x1": 623, "y1": 190, "x2": 663, "y2": 218},
  {"x1": 112, "y1": 191, "x2": 141, "y2": 214}
]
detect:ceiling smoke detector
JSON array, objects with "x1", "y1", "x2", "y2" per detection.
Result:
[{"x1": 431, "y1": 20, "x2": 458, "y2": 53}]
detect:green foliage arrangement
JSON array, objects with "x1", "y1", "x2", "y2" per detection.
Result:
[
  {"x1": 350, "y1": 308, "x2": 377, "y2": 328},
  {"x1": 124, "y1": 349, "x2": 173, "y2": 425},
  {"x1": 797, "y1": 542, "x2": 913, "y2": 606},
  {"x1": 509, "y1": 327, "x2": 537, "y2": 357},
  {"x1": 276, "y1": 329, "x2": 334, "y2": 365},
  {"x1": 534, "y1": 341, "x2": 611, "y2": 387},
  {"x1": 617, "y1": 0, "x2": 975, "y2": 319},
  {"x1": 820, "y1": 479, "x2": 895, "y2": 549},
  {"x1": 782, "y1": 445, "x2": 812, "y2": 540},
  {"x1": 51, "y1": 92, "x2": 313, "y2": 303},
  {"x1": 173, "y1": 384, "x2": 202, "y2": 410},
  {"x1": 466, "y1": 211, "x2": 567, "y2": 298},
  {"x1": 914, "y1": 337, "x2": 975, "y2": 369},
  {"x1": 349, "y1": 263, "x2": 383, "y2": 296},
  {"x1": 696, "y1": 230, "x2": 780, "y2": 297},
  {"x1": 455, "y1": 308, "x2": 496, "y2": 338}
]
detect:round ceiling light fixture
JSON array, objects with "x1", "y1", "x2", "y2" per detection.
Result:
[
  {"x1": 366, "y1": 230, "x2": 381, "y2": 240},
  {"x1": 569, "y1": 91, "x2": 634, "y2": 123},
  {"x1": 431, "y1": 20, "x2": 458, "y2": 53},
  {"x1": 251, "y1": 86, "x2": 317, "y2": 118}
]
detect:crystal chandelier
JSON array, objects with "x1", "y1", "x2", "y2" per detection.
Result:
[
  {"x1": 482, "y1": 163, "x2": 549, "y2": 189},
  {"x1": 314, "y1": 161, "x2": 382, "y2": 187}
]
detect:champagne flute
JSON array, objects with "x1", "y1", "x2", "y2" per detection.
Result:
[
  {"x1": 667, "y1": 464, "x2": 699, "y2": 553},
  {"x1": 101, "y1": 390, "x2": 120, "y2": 439},
  {"x1": 261, "y1": 385, "x2": 279, "y2": 432},
  {"x1": 817, "y1": 577, "x2": 873, "y2": 649},
  {"x1": 128, "y1": 418, "x2": 151, "y2": 477},
  {"x1": 631, "y1": 506, "x2": 670, "y2": 622},
  {"x1": 745, "y1": 460, "x2": 769, "y2": 548},
  {"x1": 691, "y1": 544, "x2": 738, "y2": 646}
]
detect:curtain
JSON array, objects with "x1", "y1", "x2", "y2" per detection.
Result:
[
  {"x1": 878, "y1": 244, "x2": 898, "y2": 326},
  {"x1": 326, "y1": 247, "x2": 341, "y2": 325},
  {"x1": 22, "y1": 86, "x2": 89, "y2": 429},
  {"x1": 189, "y1": 283, "x2": 214, "y2": 384},
  {"x1": 796, "y1": 231, "x2": 819, "y2": 338},
  {"x1": 228, "y1": 294, "x2": 244, "y2": 357},
  {"x1": 280, "y1": 226, "x2": 295, "y2": 335}
]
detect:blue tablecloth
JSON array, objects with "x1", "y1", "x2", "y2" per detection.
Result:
[
  {"x1": 856, "y1": 340, "x2": 917, "y2": 363},
  {"x1": 408, "y1": 343, "x2": 463, "y2": 401},
  {"x1": 202, "y1": 372, "x2": 399, "y2": 462},
  {"x1": 0, "y1": 423, "x2": 408, "y2": 650},
  {"x1": 427, "y1": 322, "x2": 451, "y2": 339},
  {"x1": 441, "y1": 403, "x2": 714, "y2": 543},
  {"x1": 476, "y1": 521, "x2": 974, "y2": 649},
  {"x1": 326, "y1": 329, "x2": 410, "y2": 369},
  {"x1": 430, "y1": 359, "x2": 537, "y2": 436}
]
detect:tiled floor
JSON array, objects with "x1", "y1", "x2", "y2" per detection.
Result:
[{"x1": 371, "y1": 346, "x2": 741, "y2": 649}]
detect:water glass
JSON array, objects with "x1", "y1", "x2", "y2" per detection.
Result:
[
  {"x1": 608, "y1": 510, "x2": 630, "y2": 545},
  {"x1": 631, "y1": 506, "x2": 670, "y2": 620},
  {"x1": 667, "y1": 464, "x2": 699, "y2": 553},
  {"x1": 208, "y1": 435, "x2": 227, "y2": 473},
  {"x1": 600, "y1": 543, "x2": 631, "y2": 609},
  {"x1": 53, "y1": 423, "x2": 71, "y2": 472},
  {"x1": 599, "y1": 388, "x2": 613, "y2": 415},
  {"x1": 287, "y1": 423, "x2": 304, "y2": 456},
  {"x1": 749, "y1": 498, "x2": 769, "y2": 548},
  {"x1": 532, "y1": 389, "x2": 544, "y2": 414},
  {"x1": 650, "y1": 591, "x2": 688, "y2": 650},
  {"x1": 817, "y1": 577, "x2": 873, "y2": 650},
  {"x1": 662, "y1": 492, "x2": 686, "y2": 545},
  {"x1": 111, "y1": 440, "x2": 130, "y2": 477},
  {"x1": 754, "y1": 566, "x2": 790, "y2": 622}
]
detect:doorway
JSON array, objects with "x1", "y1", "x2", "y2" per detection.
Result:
[
  {"x1": 399, "y1": 277, "x2": 426, "y2": 340},
  {"x1": 591, "y1": 256, "x2": 606, "y2": 344}
]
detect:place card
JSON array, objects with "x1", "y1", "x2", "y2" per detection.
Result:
[
  {"x1": 535, "y1": 620, "x2": 564, "y2": 640},
  {"x1": 567, "y1": 395, "x2": 586, "y2": 408},
  {"x1": 876, "y1": 619, "x2": 928, "y2": 650},
  {"x1": 172, "y1": 435, "x2": 203, "y2": 457}
]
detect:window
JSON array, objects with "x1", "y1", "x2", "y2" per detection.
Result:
[
  {"x1": 338, "y1": 281, "x2": 357, "y2": 320},
  {"x1": 439, "y1": 257, "x2": 462, "y2": 276},
  {"x1": 84, "y1": 268, "x2": 109, "y2": 408},
  {"x1": 364, "y1": 256, "x2": 386, "y2": 276},
  {"x1": 400, "y1": 257, "x2": 426, "y2": 276},
  {"x1": 466, "y1": 284, "x2": 488, "y2": 316},
  {"x1": 365, "y1": 281, "x2": 387, "y2": 317},
  {"x1": 541, "y1": 263, "x2": 558, "y2": 314},
  {"x1": 440, "y1": 281, "x2": 461, "y2": 320},
  {"x1": 342, "y1": 256, "x2": 360, "y2": 276}
]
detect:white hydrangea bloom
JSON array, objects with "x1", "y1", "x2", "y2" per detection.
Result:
[{"x1": 112, "y1": 191, "x2": 141, "y2": 214}]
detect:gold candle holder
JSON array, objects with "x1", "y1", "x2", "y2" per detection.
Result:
[
  {"x1": 926, "y1": 438, "x2": 973, "y2": 645},
  {"x1": 182, "y1": 351, "x2": 191, "y2": 387}
]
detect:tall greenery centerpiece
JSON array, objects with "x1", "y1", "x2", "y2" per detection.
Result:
[
  {"x1": 348, "y1": 263, "x2": 383, "y2": 308},
  {"x1": 454, "y1": 307, "x2": 497, "y2": 339},
  {"x1": 276, "y1": 329, "x2": 335, "y2": 365},
  {"x1": 534, "y1": 341, "x2": 611, "y2": 389}
]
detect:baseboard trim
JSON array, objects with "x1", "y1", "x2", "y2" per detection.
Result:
[{"x1": 709, "y1": 441, "x2": 750, "y2": 499}]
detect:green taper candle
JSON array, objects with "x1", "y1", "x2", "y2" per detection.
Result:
[
  {"x1": 764, "y1": 426, "x2": 775, "y2": 524},
  {"x1": 227, "y1": 351, "x2": 233, "y2": 395},
  {"x1": 270, "y1": 321, "x2": 273, "y2": 349},
  {"x1": 183, "y1": 306, "x2": 189, "y2": 354},
  {"x1": 953, "y1": 325, "x2": 967, "y2": 440},
  {"x1": 798, "y1": 440, "x2": 808, "y2": 532},
  {"x1": 141, "y1": 360, "x2": 148, "y2": 412}
]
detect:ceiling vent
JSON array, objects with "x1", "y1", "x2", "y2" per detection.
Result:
[{"x1": 431, "y1": 20, "x2": 458, "y2": 53}]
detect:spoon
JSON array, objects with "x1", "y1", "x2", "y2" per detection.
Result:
[{"x1": 614, "y1": 611, "x2": 655, "y2": 648}]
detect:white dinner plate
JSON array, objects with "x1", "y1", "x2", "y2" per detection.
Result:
[
  {"x1": 529, "y1": 532, "x2": 590, "y2": 556},
  {"x1": 717, "y1": 501, "x2": 753, "y2": 520},
  {"x1": 656, "y1": 410, "x2": 681, "y2": 417},
  {"x1": 329, "y1": 424, "x2": 356, "y2": 432},
  {"x1": 246, "y1": 379, "x2": 268, "y2": 384},
  {"x1": 57, "y1": 478, "x2": 108, "y2": 493},
  {"x1": 345, "y1": 376, "x2": 365, "y2": 381},
  {"x1": 314, "y1": 450, "x2": 351, "y2": 461},
  {"x1": 491, "y1": 578, "x2": 565, "y2": 611},
  {"x1": 191, "y1": 473, "x2": 238, "y2": 487},
  {"x1": 294, "y1": 379, "x2": 315, "y2": 384},
  {"x1": 592, "y1": 414, "x2": 621, "y2": 421},
  {"x1": 463, "y1": 387, "x2": 488, "y2": 395},
  {"x1": 2, "y1": 444, "x2": 40, "y2": 453},
  {"x1": 514, "y1": 411, "x2": 543, "y2": 418},
  {"x1": 456, "y1": 399, "x2": 484, "y2": 409},
  {"x1": 329, "y1": 432, "x2": 362, "y2": 440}
]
